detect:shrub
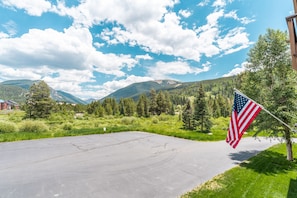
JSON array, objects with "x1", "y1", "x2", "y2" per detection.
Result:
[
  {"x1": 63, "y1": 123, "x2": 73, "y2": 130},
  {"x1": 158, "y1": 114, "x2": 170, "y2": 121},
  {"x1": 19, "y1": 120, "x2": 49, "y2": 133},
  {"x1": 121, "y1": 117, "x2": 137, "y2": 125},
  {"x1": 0, "y1": 121, "x2": 18, "y2": 133},
  {"x1": 151, "y1": 117, "x2": 159, "y2": 124},
  {"x1": 8, "y1": 111, "x2": 25, "y2": 122}
]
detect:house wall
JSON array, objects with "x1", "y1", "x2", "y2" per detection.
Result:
[{"x1": 0, "y1": 102, "x2": 7, "y2": 110}]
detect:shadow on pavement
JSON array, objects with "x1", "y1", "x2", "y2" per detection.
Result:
[{"x1": 229, "y1": 150, "x2": 261, "y2": 163}]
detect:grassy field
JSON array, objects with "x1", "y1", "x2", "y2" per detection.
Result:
[
  {"x1": 181, "y1": 143, "x2": 297, "y2": 198},
  {"x1": 0, "y1": 110, "x2": 234, "y2": 142}
]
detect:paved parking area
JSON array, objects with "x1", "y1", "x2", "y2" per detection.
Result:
[{"x1": 0, "y1": 132, "x2": 280, "y2": 198}]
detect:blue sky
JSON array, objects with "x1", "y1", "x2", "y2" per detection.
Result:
[{"x1": 0, "y1": 0, "x2": 294, "y2": 100}]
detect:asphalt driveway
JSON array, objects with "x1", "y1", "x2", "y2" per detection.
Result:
[{"x1": 0, "y1": 132, "x2": 281, "y2": 198}]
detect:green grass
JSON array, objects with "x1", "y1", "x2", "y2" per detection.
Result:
[
  {"x1": 0, "y1": 112, "x2": 277, "y2": 143},
  {"x1": 0, "y1": 113, "x2": 234, "y2": 142},
  {"x1": 181, "y1": 143, "x2": 297, "y2": 198}
]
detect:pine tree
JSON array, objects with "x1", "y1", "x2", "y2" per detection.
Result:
[
  {"x1": 182, "y1": 99, "x2": 194, "y2": 130},
  {"x1": 149, "y1": 89, "x2": 158, "y2": 115},
  {"x1": 193, "y1": 84, "x2": 212, "y2": 132},
  {"x1": 156, "y1": 91, "x2": 166, "y2": 115},
  {"x1": 25, "y1": 81, "x2": 54, "y2": 119},
  {"x1": 137, "y1": 94, "x2": 149, "y2": 117}
]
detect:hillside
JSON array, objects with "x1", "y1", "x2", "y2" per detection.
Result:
[
  {"x1": 102, "y1": 76, "x2": 238, "y2": 101},
  {"x1": 0, "y1": 80, "x2": 87, "y2": 105},
  {"x1": 0, "y1": 76, "x2": 238, "y2": 105},
  {"x1": 0, "y1": 84, "x2": 27, "y2": 104},
  {"x1": 103, "y1": 80, "x2": 183, "y2": 101}
]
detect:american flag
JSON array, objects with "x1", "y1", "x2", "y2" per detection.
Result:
[{"x1": 226, "y1": 91, "x2": 262, "y2": 148}]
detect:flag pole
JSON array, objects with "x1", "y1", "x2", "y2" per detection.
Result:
[{"x1": 234, "y1": 88, "x2": 295, "y2": 132}]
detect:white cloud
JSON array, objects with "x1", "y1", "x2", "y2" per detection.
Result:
[
  {"x1": 0, "y1": 0, "x2": 255, "y2": 100},
  {"x1": 217, "y1": 27, "x2": 252, "y2": 55},
  {"x1": 225, "y1": 10, "x2": 255, "y2": 25},
  {"x1": 1, "y1": 0, "x2": 52, "y2": 16},
  {"x1": 212, "y1": 0, "x2": 234, "y2": 8},
  {"x1": 53, "y1": 0, "x2": 251, "y2": 63},
  {"x1": 0, "y1": 27, "x2": 92, "y2": 69},
  {"x1": 198, "y1": 0, "x2": 210, "y2": 7},
  {"x1": 0, "y1": 64, "x2": 41, "y2": 81},
  {"x1": 223, "y1": 62, "x2": 248, "y2": 77},
  {"x1": 148, "y1": 61, "x2": 210, "y2": 79},
  {"x1": 136, "y1": 54, "x2": 153, "y2": 60},
  {"x1": 42, "y1": 69, "x2": 95, "y2": 98},
  {"x1": 179, "y1": 9, "x2": 192, "y2": 18},
  {"x1": 2, "y1": 20, "x2": 17, "y2": 36},
  {"x1": 0, "y1": 26, "x2": 138, "y2": 76},
  {"x1": 0, "y1": 32, "x2": 9, "y2": 39}
]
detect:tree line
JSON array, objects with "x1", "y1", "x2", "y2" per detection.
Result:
[{"x1": 23, "y1": 79, "x2": 232, "y2": 133}]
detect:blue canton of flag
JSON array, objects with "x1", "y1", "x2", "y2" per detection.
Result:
[{"x1": 233, "y1": 93, "x2": 249, "y2": 114}]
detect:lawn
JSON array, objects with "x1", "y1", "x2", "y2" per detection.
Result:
[{"x1": 181, "y1": 143, "x2": 297, "y2": 198}]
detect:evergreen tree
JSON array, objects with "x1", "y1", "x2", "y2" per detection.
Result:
[
  {"x1": 119, "y1": 98, "x2": 126, "y2": 115},
  {"x1": 156, "y1": 91, "x2": 166, "y2": 115},
  {"x1": 102, "y1": 98, "x2": 118, "y2": 115},
  {"x1": 25, "y1": 81, "x2": 54, "y2": 119},
  {"x1": 119, "y1": 98, "x2": 135, "y2": 116},
  {"x1": 137, "y1": 94, "x2": 149, "y2": 117},
  {"x1": 149, "y1": 89, "x2": 158, "y2": 115},
  {"x1": 193, "y1": 84, "x2": 212, "y2": 132},
  {"x1": 164, "y1": 91, "x2": 172, "y2": 114},
  {"x1": 182, "y1": 99, "x2": 194, "y2": 130}
]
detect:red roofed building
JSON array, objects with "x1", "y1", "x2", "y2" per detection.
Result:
[{"x1": 0, "y1": 100, "x2": 19, "y2": 110}]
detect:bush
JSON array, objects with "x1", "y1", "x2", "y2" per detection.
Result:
[
  {"x1": 151, "y1": 117, "x2": 159, "y2": 124},
  {"x1": 0, "y1": 121, "x2": 18, "y2": 133},
  {"x1": 63, "y1": 123, "x2": 73, "y2": 130},
  {"x1": 19, "y1": 120, "x2": 49, "y2": 133},
  {"x1": 121, "y1": 117, "x2": 137, "y2": 125},
  {"x1": 158, "y1": 114, "x2": 170, "y2": 121}
]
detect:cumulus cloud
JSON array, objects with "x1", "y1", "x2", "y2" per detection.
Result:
[
  {"x1": 148, "y1": 61, "x2": 210, "y2": 79},
  {"x1": 0, "y1": 0, "x2": 255, "y2": 99},
  {"x1": 179, "y1": 9, "x2": 192, "y2": 18},
  {"x1": 223, "y1": 62, "x2": 248, "y2": 77},
  {"x1": 53, "y1": 0, "x2": 251, "y2": 63},
  {"x1": 0, "y1": 32, "x2": 9, "y2": 39},
  {"x1": 217, "y1": 27, "x2": 252, "y2": 55},
  {"x1": 0, "y1": 64, "x2": 42, "y2": 81},
  {"x1": 198, "y1": 0, "x2": 210, "y2": 7},
  {"x1": 212, "y1": 0, "x2": 234, "y2": 8},
  {"x1": 1, "y1": 0, "x2": 52, "y2": 16},
  {"x1": 0, "y1": 26, "x2": 138, "y2": 75},
  {"x1": 136, "y1": 54, "x2": 153, "y2": 60}
]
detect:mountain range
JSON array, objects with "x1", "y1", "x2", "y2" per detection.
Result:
[
  {"x1": 0, "y1": 76, "x2": 237, "y2": 105},
  {"x1": 0, "y1": 80, "x2": 87, "y2": 105}
]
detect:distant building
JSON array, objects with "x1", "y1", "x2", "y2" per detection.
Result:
[{"x1": 0, "y1": 99, "x2": 19, "y2": 110}]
